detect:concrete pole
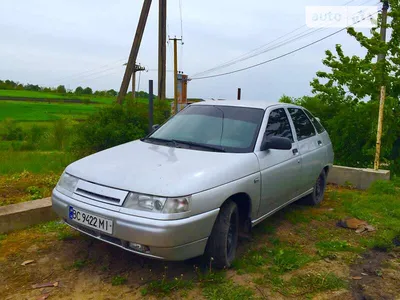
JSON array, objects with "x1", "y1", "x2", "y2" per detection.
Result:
[
  {"x1": 117, "y1": 0, "x2": 152, "y2": 105},
  {"x1": 158, "y1": 0, "x2": 167, "y2": 101},
  {"x1": 374, "y1": 1, "x2": 389, "y2": 170},
  {"x1": 149, "y1": 80, "x2": 154, "y2": 132}
]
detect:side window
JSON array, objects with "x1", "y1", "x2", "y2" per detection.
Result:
[
  {"x1": 304, "y1": 110, "x2": 325, "y2": 134},
  {"x1": 264, "y1": 108, "x2": 294, "y2": 142},
  {"x1": 288, "y1": 108, "x2": 316, "y2": 141}
]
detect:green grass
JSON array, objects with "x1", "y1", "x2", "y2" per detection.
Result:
[
  {"x1": 0, "y1": 101, "x2": 99, "y2": 121},
  {"x1": 0, "y1": 90, "x2": 151, "y2": 105},
  {"x1": 112, "y1": 275, "x2": 128, "y2": 286},
  {"x1": 0, "y1": 151, "x2": 75, "y2": 175},
  {"x1": 232, "y1": 243, "x2": 315, "y2": 275},
  {"x1": 262, "y1": 272, "x2": 348, "y2": 297},
  {"x1": 340, "y1": 181, "x2": 400, "y2": 251},
  {"x1": 0, "y1": 90, "x2": 80, "y2": 99},
  {"x1": 202, "y1": 279, "x2": 255, "y2": 300},
  {"x1": 72, "y1": 259, "x2": 87, "y2": 270},
  {"x1": 38, "y1": 221, "x2": 67, "y2": 233},
  {"x1": 141, "y1": 277, "x2": 194, "y2": 297},
  {"x1": 315, "y1": 240, "x2": 359, "y2": 252}
]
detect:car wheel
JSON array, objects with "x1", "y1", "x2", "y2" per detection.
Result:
[
  {"x1": 205, "y1": 201, "x2": 239, "y2": 269},
  {"x1": 304, "y1": 170, "x2": 327, "y2": 206}
]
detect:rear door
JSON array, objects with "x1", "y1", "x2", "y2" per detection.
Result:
[
  {"x1": 255, "y1": 107, "x2": 302, "y2": 215},
  {"x1": 287, "y1": 107, "x2": 324, "y2": 194}
]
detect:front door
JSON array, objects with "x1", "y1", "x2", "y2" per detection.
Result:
[{"x1": 255, "y1": 108, "x2": 302, "y2": 216}]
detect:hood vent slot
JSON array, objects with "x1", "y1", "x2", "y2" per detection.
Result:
[
  {"x1": 73, "y1": 179, "x2": 128, "y2": 206},
  {"x1": 75, "y1": 188, "x2": 120, "y2": 203}
]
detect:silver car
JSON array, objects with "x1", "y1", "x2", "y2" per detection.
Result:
[{"x1": 52, "y1": 101, "x2": 333, "y2": 268}]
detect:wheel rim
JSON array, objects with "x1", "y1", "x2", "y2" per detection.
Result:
[
  {"x1": 227, "y1": 212, "x2": 237, "y2": 257},
  {"x1": 315, "y1": 174, "x2": 325, "y2": 202}
]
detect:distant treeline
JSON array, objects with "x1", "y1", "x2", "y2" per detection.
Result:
[{"x1": 0, "y1": 79, "x2": 152, "y2": 99}]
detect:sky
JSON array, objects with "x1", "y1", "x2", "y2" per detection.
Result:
[{"x1": 0, "y1": 0, "x2": 380, "y2": 101}]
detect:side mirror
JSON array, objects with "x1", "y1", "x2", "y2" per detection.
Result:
[
  {"x1": 152, "y1": 124, "x2": 160, "y2": 132},
  {"x1": 261, "y1": 136, "x2": 292, "y2": 151}
]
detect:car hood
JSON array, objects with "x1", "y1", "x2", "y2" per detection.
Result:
[{"x1": 66, "y1": 140, "x2": 260, "y2": 197}]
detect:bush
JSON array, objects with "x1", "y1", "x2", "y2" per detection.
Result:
[
  {"x1": 1, "y1": 119, "x2": 25, "y2": 141},
  {"x1": 53, "y1": 119, "x2": 68, "y2": 150},
  {"x1": 71, "y1": 103, "x2": 170, "y2": 157}
]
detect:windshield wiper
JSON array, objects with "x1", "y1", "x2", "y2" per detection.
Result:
[
  {"x1": 141, "y1": 137, "x2": 178, "y2": 147},
  {"x1": 171, "y1": 139, "x2": 226, "y2": 152},
  {"x1": 142, "y1": 137, "x2": 225, "y2": 152}
]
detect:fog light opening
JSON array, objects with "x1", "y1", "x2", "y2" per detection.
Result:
[{"x1": 129, "y1": 242, "x2": 150, "y2": 253}]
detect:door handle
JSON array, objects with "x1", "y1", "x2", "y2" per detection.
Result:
[
  {"x1": 318, "y1": 140, "x2": 323, "y2": 146},
  {"x1": 292, "y1": 148, "x2": 299, "y2": 155}
]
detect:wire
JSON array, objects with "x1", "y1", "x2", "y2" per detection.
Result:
[
  {"x1": 190, "y1": 9, "x2": 381, "y2": 81},
  {"x1": 190, "y1": 0, "x2": 376, "y2": 78},
  {"x1": 137, "y1": 70, "x2": 142, "y2": 92},
  {"x1": 52, "y1": 58, "x2": 126, "y2": 83},
  {"x1": 179, "y1": 0, "x2": 184, "y2": 40}
]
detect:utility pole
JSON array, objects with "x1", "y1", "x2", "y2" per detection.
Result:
[
  {"x1": 117, "y1": 0, "x2": 152, "y2": 105},
  {"x1": 148, "y1": 80, "x2": 154, "y2": 132},
  {"x1": 374, "y1": 0, "x2": 389, "y2": 170},
  {"x1": 132, "y1": 64, "x2": 146, "y2": 99},
  {"x1": 158, "y1": 0, "x2": 167, "y2": 101},
  {"x1": 169, "y1": 37, "x2": 182, "y2": 114}
]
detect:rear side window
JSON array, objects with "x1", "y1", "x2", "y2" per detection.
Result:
[
  {"x1": 264, "y1": 108, "x2": 294, "y2": 142},
  {"x1": 288, "y1": 108, "x2": 316, "y2": 141},
  {"x1": 304, "y1": 110, "x2": 325, "y2": 134}
]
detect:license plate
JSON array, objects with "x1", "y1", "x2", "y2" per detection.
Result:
[{"x1": 68, "y1": 206, "x2": 113, "y2": 234}]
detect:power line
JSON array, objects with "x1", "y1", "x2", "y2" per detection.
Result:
[
  {"x1": 190, "y1": 9, "x2": 380, "y2": 81},
  {"x1": 52, "y1": 58, "x2": 126, "y2": 84},
  {"x1": 190, "y1": 0, "x2": 377, "y2": 78},
  {"x1": 179, "y1": 0, "x2": 184, "y2": 40}
]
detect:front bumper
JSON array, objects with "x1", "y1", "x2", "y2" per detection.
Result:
[{"x1": 52, "y1": 189, "x2": 219, "y2": 260}]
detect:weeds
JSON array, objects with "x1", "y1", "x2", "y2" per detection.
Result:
[
  {"x1": 0, "y1": 234, "x2": 6, "y2": 245},
  {"x1": 112, "y1": 275, "x2": 127, "y2": 286},
  {"x1": 269, "y1": 247, "x2": 314, "y2": 274},
  {"x1": 202, "y1": 279, "x2": 254, "y2": 300},
  {"x1": 315, "y1": 240, "x2": 359, "y2": 252},
  {"x1": 26, "y1": 186, "x2": 42, "y2": 200},
  {"x1": 141, "y1": 275, "x2": 193, "y2": 297},
  {"x1": 72, "y1": 259, "x2": 87, "y2": 270},
  {"x1": 38, "y1": 221, "x2": 67, "y2": 233},
  {"x1": 288, "y1": 272, "x2": 347, "y2": 296}
]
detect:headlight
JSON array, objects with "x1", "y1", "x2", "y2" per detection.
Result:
[
  {"x1": 123, "y1": 193, "x2": 190, "y2": 214},
  {"x1": 56, "y1": 172, "x2": 79, "y2": 195}
]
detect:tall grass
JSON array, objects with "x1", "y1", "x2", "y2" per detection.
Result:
[{"x1": 0, "y1": 151, "x2": 75, "y2": 174}]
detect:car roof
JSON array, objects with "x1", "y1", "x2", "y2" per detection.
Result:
[{"x1": 190, "y1": 99, "x2": 301, "y2": 110}]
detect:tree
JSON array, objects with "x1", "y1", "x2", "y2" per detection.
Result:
[
  {"x1": 82, "y1": 87, "x2": 93, "y2": 95},
  {"x1": 308, "y1": 1, "x2": 400, "y2": 170},
  {"x1": 106, "y1": 89, "x2": 118, "y2": 97},
  {"x1": 75, "y1": 86, "x2": 84, "y2": 95},
  {"x1": 56, "y1": 85, "x2": 66, "y2": 94}
]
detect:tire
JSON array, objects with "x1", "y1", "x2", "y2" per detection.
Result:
[
  {"x1": 205, "y1": 201, "x2": 239, "y2": 269},
  {"x1": 303, "y1": 170, "x2": 327, "y2": 206}
]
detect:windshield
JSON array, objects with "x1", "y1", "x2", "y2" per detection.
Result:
[{"x1": 147, "y1": 105, "x2": 265, "y2": 153}]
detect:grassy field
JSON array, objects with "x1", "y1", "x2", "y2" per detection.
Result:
[
  {"x1": 0, "y1": 100, "x2": 99, "y2": 121},
  {"x1": 0, "y1": 89, "x2": 158, "y2": 105},
  {"x1": 0, "y1": 182, "x2": 399, "y2": 299},
  {"x1": 0, "y1": 151, "x2": 74, "y2": 175}
]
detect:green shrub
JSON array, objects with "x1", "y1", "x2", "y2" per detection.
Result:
[
  {"x1": 53, "y1": 119, "x2": 68, "y2": 150},
  {"x1": 1, "y1": 119, "x2": 25, "y2": 141},
  {"x1": 71, "y1": 103, "x2": 170, "y2": 157}
]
